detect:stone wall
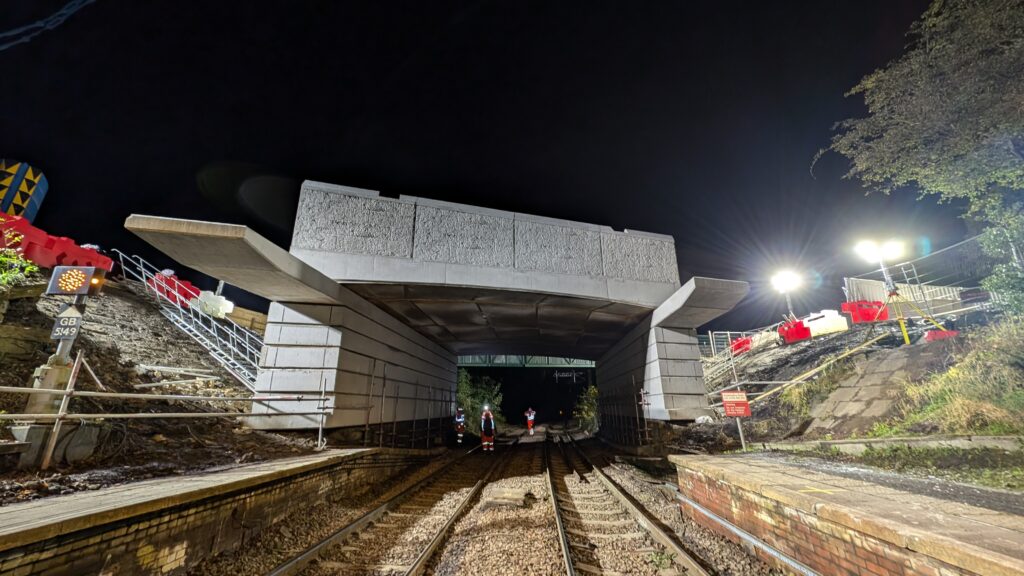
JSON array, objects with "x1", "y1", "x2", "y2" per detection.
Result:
[
  {"x1": 289, "y1": 181, "x2": 680, "y2": 306},
  {"x1": 0, "y1": 450, "x2": 430, "y2": 576},
  {"x1": 251, "y1": 285, "x2": 457, "y2": 430}
]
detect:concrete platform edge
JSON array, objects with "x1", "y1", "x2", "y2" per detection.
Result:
[
  {"x1": 0, "y1": 446, "x2": 444, "y2": 554},
  {"x1": 669, "y1": 455, "x2": 1024, "y2": 576}
]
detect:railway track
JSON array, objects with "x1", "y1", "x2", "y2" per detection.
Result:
[
  {"x1": 268, "y1": 444, "x2": 504, "y2": 576},
  {"x1": 428, "y1": 430, "x2": 564, "y2": 575},
  {"x1": 547, "y1": 435, "x2": 710, "y2": 576}
]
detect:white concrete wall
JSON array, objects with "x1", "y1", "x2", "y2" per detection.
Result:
[
  {"x1": 250, "y1": 285, "x2": 457, "y2": 430},
  {"x1": 596, "y1": 321, "x2": 709, "y2": 422},
  {"x1": 289, "y1": 181, "x2": 680, "y2": 308}
]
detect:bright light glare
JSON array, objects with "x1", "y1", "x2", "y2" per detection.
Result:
[
  {"x1": 881, "y1": 240, "x2": 905, "y2": 261},
  {"x1": 770, "y1": 270, "x2": 802, "y2": 293},
  {"x1": 855, "y1": 239, "x2": 905, "y2": 263}
]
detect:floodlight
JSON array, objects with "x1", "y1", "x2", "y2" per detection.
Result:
[
  {"x1": 881, "y1": 240, "x2": 905, "y2": 261},
  {"x1": 855, "y1": 239, "x2": 905, "y2": 263},
  {"x1": 854, "y1": 240, "x2": 880, "y2": 263},
  {"x1": 770, "y1": 270, "x2": 801, "y2": 294}
]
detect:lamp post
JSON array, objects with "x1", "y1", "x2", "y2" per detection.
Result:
[
  {"x1": 770, "y1": 270, "x2": 802, "y2": 320},
  {"x1": 854, "y1": 240, "x2": 904, "y2": 292},
  {"x1": 854, "y1": 239, "x2": 909, "y2": 343}
]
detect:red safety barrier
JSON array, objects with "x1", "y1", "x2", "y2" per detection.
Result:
[
  {"x1": 841, "y1": 300, "x2": 889, "y2": 324},
  {"x1": 925, "y1": 329, "x2": 959, "y2": 342},
  {"x1": 730, "y1": 337, "x2": 752, "y2": 355},
  {"x1": 0, "y1": 214, "x2": 113, "y2": 271},
  {"x1": 778, "y1": 320, "x2": 812, "y2": 345},
  {"x1": 147, "y1": 273, "x2": 200, "y2": 308}
]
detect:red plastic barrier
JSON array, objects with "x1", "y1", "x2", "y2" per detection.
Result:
[
  {"x1": 0, "y1": 214, "x2": 113, "y2": 271},
  {"x1": 925, "y1": 329, "x2": 959, "y2": 342},
  {"x1": 147, "y1": 273, "x2": 200, "y2": 307},
  {"x1": 841, "y1": 300, "x2": 889, "y2": 323},
  {"x1": 730, "y1": 337, "x2": 752, "y2": 355},
  {"x1": 778, "y1": 320, "x2": 811, "y2": 345}
]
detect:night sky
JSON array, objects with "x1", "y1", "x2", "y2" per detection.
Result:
[{"x1": 1, "y1": 1, "x2": 967, "y2": 331}]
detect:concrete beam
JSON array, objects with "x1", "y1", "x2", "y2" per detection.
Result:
[
  {"x1": 124, "y1": 215, "x2": 344, "y2": 305},
  {"x1": 651, "y1": 277, "x2": 749, "y2": 329}
]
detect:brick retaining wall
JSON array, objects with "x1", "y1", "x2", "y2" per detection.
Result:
[
  {"x1": 671, "y1": 455, "x2": 1023, "y2": 576},
  {"x1": 677, "y1": 469, "x2": 971, "y2": 575},
  {"x1": 0, "y1": 449, "x2": 436, "y2": 576}
]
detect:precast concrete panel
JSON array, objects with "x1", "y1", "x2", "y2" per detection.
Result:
[{"x1": 251, "y1": 293, "x2": 457, "y2": 431}]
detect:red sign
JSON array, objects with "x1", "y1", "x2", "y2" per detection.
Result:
[{"x1": 722, "y1": 391, "x2": 751, "y2": 418}]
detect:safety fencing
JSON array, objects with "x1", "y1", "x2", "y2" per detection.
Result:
[
  {"x1": 0, "y1": 353, "x2": 329, "y2": 469},
  {"x1": 112, "y1": 249, "x2": 264, "y2": 391}
]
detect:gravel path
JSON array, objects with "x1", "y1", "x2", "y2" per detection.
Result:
[{"x1": 428, "y1": 431, "x2": 562, "y2": 575}]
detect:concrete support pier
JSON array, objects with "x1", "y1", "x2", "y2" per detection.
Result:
[{"x1": 254, "y1": 297, "x2": 456, "y2": 433}]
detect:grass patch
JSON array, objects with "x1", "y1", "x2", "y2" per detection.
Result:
[
  {"x1": 779, "y1": 361, "x2": 853, "y2": 419},
  {"x1": 871, "y1": 317, "x2": 1024, "y2": 437},
  {"x1": 820, "y1": 445, "x2": 1024, "y2": 492}
]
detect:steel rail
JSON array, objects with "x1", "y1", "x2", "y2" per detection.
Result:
[
  {"x1": 564, "y1": 435, "x2": 711, "y2": 576},
  {"x1": 266, "y1": 443, "x2": 505, "y2": 576},
  {"x1": 404, "y1": 439, "x2": 515, "y2": 575},
  {"x1": 545, "y1": 440, "x2": 577, "y2": 576},
  {"x1": 265, "y1": 446, "x2": 479, "y2": 576}
]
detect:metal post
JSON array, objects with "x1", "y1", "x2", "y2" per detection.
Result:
[
  {"x1": 316, "y1": 375, "x2": 327, "y2": 451},
  {"x1": 735, "y1": 417, "x2": 747, "y2": 452},
  {"x1": 379, "y1": 363, "x2": 387, "y2": 449},
  {"x1": 40, "y1": 351, "x2": 83, "y2": 470},
  {"x1": 410, "y1": 380, "x2": 419, "y2": 448},
  {"x1": 631, "y1": 375, "x2": 642, "y2": 445},
  {"x1": 391, "y1": 381, "x2": 399, "y2": 448},
  {"x1": 421, "y1": 385, "x2": 430, "y2": 448},
  {"x1": 363, "y1": 359, "x2": 376, "y2": 447}
]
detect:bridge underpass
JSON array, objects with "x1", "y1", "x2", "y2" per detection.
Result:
[{"x1": 126, "y1": 179, "x2": 748, "y2": 445}]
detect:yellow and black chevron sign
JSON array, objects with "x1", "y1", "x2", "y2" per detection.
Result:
[{"x1": 0, "y1": 159, "x2": 49, "y2": 222}]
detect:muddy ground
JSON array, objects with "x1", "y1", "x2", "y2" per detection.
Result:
[{"x1": 0, "y1": 279, "x2": 316, "y2": 505}]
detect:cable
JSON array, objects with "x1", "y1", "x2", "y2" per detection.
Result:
[{"x1": 0, "y1": 0, "x2": 96, "y2": 53}]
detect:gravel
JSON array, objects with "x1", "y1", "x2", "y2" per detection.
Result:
[
  {"x1": 582, "y1": 441, "x2": 781, "y2": 576},
  {"x1": 429, "y1": 433, "x2": 562, "y2": 576},
  {"x1": 552, "y1": 439, "x2": 678, "y2": 575},
  {"x1": 191, "y1": 450, "x2": 460, "y2": 575},
  {"x1": 304, "y1": 449, "x2": 497, "y2": 575}
]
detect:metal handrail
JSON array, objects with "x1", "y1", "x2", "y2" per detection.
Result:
[{"x1": 110, "y1": 249, "x2": 263, "y2": 390}]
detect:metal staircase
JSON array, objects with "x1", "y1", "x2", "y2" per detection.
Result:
[{"x1": 111, "y1": 250, "x2": 262, "y2": 391}]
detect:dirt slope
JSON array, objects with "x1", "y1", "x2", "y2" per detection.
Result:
[{"x1": 0, "y1": 279, "x2": 314, "y2": 505}]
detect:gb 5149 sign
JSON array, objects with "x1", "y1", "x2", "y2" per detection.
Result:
[{"x1": 50, "y1": 305, "x2": 82, "y2": 340}]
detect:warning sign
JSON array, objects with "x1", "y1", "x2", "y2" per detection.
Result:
[{"x1": 721, "y1": 390, "x2": 751, "y2": 418}]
